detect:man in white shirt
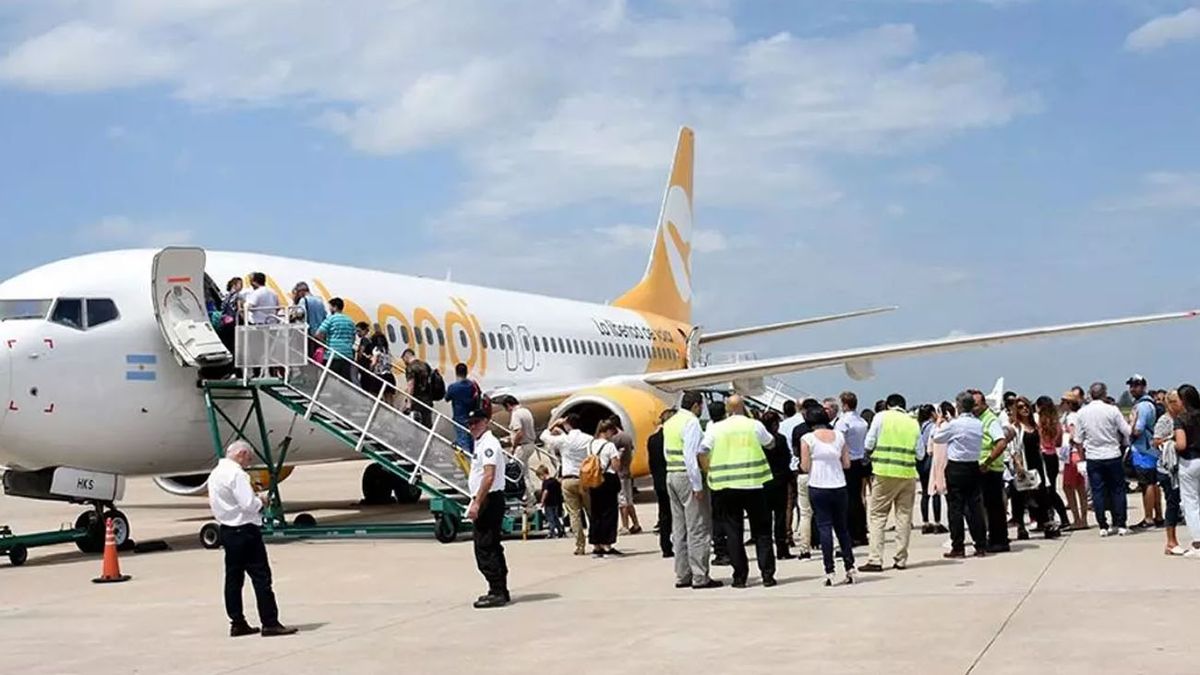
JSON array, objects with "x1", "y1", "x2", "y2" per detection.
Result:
[
  {"x1": 207, "y1": 441, "x2": 296, "y2": 637},
  {"x1": 777, "y1": 400, "x2": 804, "y2": 550},
  {"x1": 467, "y1": 410, "x2": 510, "y2": 608},
  {"x1": 1075, "y1": 382, "x2": 1133, "y2": 536},
  {"x1": 243, "y1": 272, "x2": 282, "y2": 325},
  {"x1": 540, "y1": 413, "x2": 594, "y2": 555},
  {"x1": 835, "y1": 391, "x2": 870, "y2": 545}
]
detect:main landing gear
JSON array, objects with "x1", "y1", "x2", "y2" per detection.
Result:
[{"x1": 361, "y1": 463, "x2": 423, "y2": 505}]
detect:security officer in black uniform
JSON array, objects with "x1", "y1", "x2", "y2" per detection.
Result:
[{"x1": 466, "y1": 409, "x2": 510, "y2": 608}]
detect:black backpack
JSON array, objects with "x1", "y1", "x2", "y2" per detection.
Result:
[{"x1": 428, "y1": 367, "x2": 446, "y2": 400}]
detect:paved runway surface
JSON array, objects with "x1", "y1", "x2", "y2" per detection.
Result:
[{"x1": 2, "y1": 462, "x2": 1196, "y2": 674}]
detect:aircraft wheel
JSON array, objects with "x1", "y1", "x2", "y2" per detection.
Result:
[
  {"x1": 293, "y1": 513, "x2": 318, "y2": 528},
  {"x1": 434, "y1": 513, "x2": 458, "y2": 544},
  {"x1": 103, "y1": 509, "x2": 132, "y2": 549},
  {"x1": 393, "y1": 478, "x2": 422, "y2": 504},
  {"x1": 8, "y1": 544, "x2": 28, "y2": 567},
  {"x1": 200, "y1": 523, "x2": 222, "y2": 550},
  {"x1": 74, "y1": 511, "x2": 104, "y2": 554},
  {"x1": 361, "y1": 464, "x2": 395, "y2": 505}
]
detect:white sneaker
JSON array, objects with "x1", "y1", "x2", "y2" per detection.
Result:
[
  {"x1": 1184, "y1": 549, "x2": 1200, "y2": 559},
  {"x1": 1099, "y1": 528, "x2": 1112, "y2": 538},
  {"x1": 845, "y1": 568, "x2": 857, "y2": 585},
  {"x1": 1117, "y1": 528, "x2": 1130, "y2": 537},
  {"x1": 824, "y1": 573, "x2": 836, "y2": 587}
]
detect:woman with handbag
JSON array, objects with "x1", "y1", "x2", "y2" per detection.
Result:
[
  {"x1": 586, "y1": 421, "x2": 624, "y2": 557},
  {"x1": 1010, "y1": 397, "x2": 1059, "y2": 540}
]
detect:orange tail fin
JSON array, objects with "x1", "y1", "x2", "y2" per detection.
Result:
[{"x1": 613, "y1": 126, "x2": 695, "y2": 325}]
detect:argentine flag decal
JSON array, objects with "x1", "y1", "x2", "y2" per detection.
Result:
[{"x1": 125, "y1": 354, "x2": 157, "y2": 381}]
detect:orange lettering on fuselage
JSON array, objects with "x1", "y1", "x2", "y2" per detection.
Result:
[{"x1": 445, "y1": 298, "x2": 486, "y2": 378}]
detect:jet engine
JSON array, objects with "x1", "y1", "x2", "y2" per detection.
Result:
[
  {"x1": 153, "y1": 466, "x2": 294, "y2": 496},
  {"x1": 550, "y1": 385, "x2": 672, "y2": 478}
]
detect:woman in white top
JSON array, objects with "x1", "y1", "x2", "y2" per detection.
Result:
[
  {"x1": 800, "y1": 408, "x2": 857, "y2": 586},
  {"x1": 587, "y1": 420, "x2": 624, "y2": 557}
]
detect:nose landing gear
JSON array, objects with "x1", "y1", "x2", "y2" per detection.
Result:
[{"x1": 74, "y1": 504, "x2": 132, "y2": 554}]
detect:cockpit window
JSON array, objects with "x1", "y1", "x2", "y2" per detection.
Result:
[
  {"x1": 86, "y1": 299, "x2": 120, "y2": 328},
  {"x1": 0, "y1": 299, "x2": 52, "y2": 321},
  {"x1": 50, "y1": 298, "x2": 84, "y2": 329}
]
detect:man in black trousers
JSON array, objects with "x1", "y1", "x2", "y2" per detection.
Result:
[
  {"x1": 648, "y1": 408, "x2": 676, "y2": 558},
  {"x1": 208, "y1": 441, "x2": 297, "y2": 638}
]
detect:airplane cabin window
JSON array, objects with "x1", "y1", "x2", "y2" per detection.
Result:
[
  {"x1": 550, "y1": 338, "x2": 558, "y2": 353},
  {"x1": 479, "y1": 331, "x2": 487, "y2": 347},
  {"x1": 459, "y1": 330, "x2": 469, "y2": 348},
  {"x1": 506, "y1": 334, "x2": 514, "y2": 350},
  {"x1": 85, "y1": 298, "x2": 119, "y2": 328},
  {"x1": 50, "y1": 298, "x2": 84, "y2": 330},
  {"x1": 557, "y1": 337, "x2": 565, "y2": 353},
  {"x1": 414, "y1": 327, "x2": 423, "y2": 344},
  {"x1": 425, "y1": 327, "x2": 435, "y2": 345},
  {"x1": 401, "y1": 326, "x2": 411, "y2": 344},
  {"x1": 436, "y1": 328, "x2": 445, "y2": 346},
  {"x1": 0, "y1": 299, "x2": 52, "y2": 321},
  {"x1": 488, "y1": 333, "x2": 497, "y2": 350},
  {"x1": 522, "y1": 335, "x2": 530, "y2": 351},
  {"x1": 387, "y1": 325, "x2": 397, "y2": 344}
]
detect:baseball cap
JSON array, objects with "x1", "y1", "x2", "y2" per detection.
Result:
[
  {"x1": 1126, "y1": 374, "x2": 1147, "y2": 386},
  {"x1": 465, "y1": 409, "x2": 490, "y2": 424}
]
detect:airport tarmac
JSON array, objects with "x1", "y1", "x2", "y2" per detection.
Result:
[{"x1": 1, "y1": 461, "x2": 1196, "y2": 675}]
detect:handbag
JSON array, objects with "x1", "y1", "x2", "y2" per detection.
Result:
[{"x1": 1013, "y1": 468, "x2": 1042, "y2": 492}]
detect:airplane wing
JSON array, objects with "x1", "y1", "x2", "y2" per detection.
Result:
[
  {"x1": 644, "y1": 310, "x2": 1198, "y2": 392},
  {"x1": 699, "y1": 306, "x2": 898, "y2": 345}
]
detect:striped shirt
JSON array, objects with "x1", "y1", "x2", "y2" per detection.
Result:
[{"x1": 316, "y1": 312, "x2": 356, "y2": 358}]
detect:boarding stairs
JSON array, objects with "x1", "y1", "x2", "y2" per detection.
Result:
[{"x1": 199, "y1": 321, "x2": 528, "y2": 544}]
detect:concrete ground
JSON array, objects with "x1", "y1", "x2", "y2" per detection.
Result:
[{"x1": 2, "y1": 461, "x2": 1197, "y2": 675}]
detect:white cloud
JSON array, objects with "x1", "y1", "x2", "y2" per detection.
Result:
[
  {"x1": 76, "y1": 215, "x2": 193, "y2": 247},
  {"x1": 0, "y1": 3, "x2": 1036, "y2": 223},
  {"x1": 1100, "y1": 172, "x2": 1200, "y2": 211},
  {"x1": 595, "y1": 224, "x2": 729, "y2": 253},
  {"x1": 1126, "y1": 7, "x2": 1200, "y2": 52},
  {"x1": 0, "y1": 21, "x2": 176, "y2": 92}
]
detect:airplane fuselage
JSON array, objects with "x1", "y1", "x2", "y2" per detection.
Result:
[{"x1": 0, "y1": 249, "x2": 689, "y2": 477}]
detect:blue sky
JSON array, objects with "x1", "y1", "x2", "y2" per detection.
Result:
[{"x1": 1, "y1": 0, "x2": 1198, "y2": 403}]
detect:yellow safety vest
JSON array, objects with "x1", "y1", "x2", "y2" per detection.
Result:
[
  {"x1": 706, "y1": 416, "x2": 772, "y2": 490},
  {"x1": 979, "y1": 409, "x2": 1005, "y2": 472},
  {"x1": 663, "y1": 409, "x2": 695, "y2": 474},
  {"x1": 872, "y1": 409, "x2": 920, "y2": 480}
]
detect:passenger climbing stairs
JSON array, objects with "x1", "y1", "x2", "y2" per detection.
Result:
[{"x1": 198, "y1": 323, "x2": 529, "y2": 547}]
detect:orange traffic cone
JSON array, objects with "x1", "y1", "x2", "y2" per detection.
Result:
[{"x1": 92, "y1": 518, "x2": 131, "y2": 584}]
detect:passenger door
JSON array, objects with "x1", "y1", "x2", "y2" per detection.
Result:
[
  {"x1": 516, "y1": 325, "x2": 535, "y2": 372},
  {"x1": 498, "y1": 323, "x2": 518, "y2": 372},
  {"x1": 151, "y1": 247, "x2": 232, "y2": 368}
]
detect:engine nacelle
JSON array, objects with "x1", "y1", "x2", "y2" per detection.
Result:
[
  {"x1": 153, "y1": 466, "x2": 294, "y2": 496},
  {"x1": 551, "y1": 385, "x2": 673, "y2": 479}
]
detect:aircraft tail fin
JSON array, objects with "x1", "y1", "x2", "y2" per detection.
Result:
[{"x1": 613, "y1": 126, "x2": 695, "y2": 325}]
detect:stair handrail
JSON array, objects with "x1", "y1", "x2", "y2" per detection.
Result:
[{"x1": 232, "y1": 315, "x2": 526, "y2": 479}]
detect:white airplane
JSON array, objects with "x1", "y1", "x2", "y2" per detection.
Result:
[{"x1": 0, "y1": 127, "x2": 1195, "y2": 547}]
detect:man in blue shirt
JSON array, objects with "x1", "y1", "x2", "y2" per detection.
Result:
[
  {"x1": 933, "y1": 391, "x2": 989, "y2": 558},
  {"x1": 1127, "y1": 375, "x2": 1162, "y2": 529},
  {"x1": 445, "y1": 362, "x2": 480, "y2": 451},
  {"x1": 315, "y1": 298, "x2": 356, "y2": 382}
]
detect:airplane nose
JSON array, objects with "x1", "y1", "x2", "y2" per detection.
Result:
[{"x1": 0, "y1": 333, "x2": 9, "y2": 434}]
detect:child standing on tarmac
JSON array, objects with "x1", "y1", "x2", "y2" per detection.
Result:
[{"x1": 539, "y1": 467, "x2": 564, "y2": 538}]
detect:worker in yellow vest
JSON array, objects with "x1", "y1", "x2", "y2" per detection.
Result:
[
  {"x1": 860, "y1": 393, "x2": 922, "y2": 572},
  {"x1": 663, "y1": 392, "x2": 722, "y2": 590},
  {"x1": 974, "y1": 390, "x2": 1014, "y2": 553},
  {"x1": 701, "y1": 395, "x2": 778, "y2": 588}
]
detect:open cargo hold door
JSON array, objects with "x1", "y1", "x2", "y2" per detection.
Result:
[{"x1": 151, "y1": 247, "x2": 232, "y2": 368}]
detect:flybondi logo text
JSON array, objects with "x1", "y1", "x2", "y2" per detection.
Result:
[{"x1": 661, "y1": 185, "x2": 693, "y2": 302}]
